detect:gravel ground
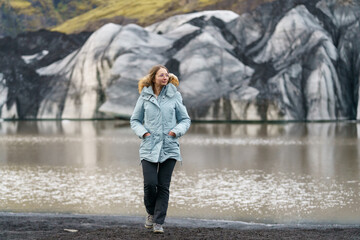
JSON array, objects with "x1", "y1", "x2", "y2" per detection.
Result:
[{"x1": 1, "y1": 213, "x2": 359, "y2": 240}]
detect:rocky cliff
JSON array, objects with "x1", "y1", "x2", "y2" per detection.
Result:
[{"x1": 1, "y1": 0, "x2": 360, "y2": 121}]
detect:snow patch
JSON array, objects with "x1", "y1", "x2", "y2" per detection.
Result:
[{"x1": 22, "y1": 50, "x2": 49, "y2": 64}]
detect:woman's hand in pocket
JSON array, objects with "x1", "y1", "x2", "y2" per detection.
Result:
[
  {"x1": 143, "y1": 132, "x2": 151, "y2": 138},
  {"x1": 168, "y1": 131, "x2": 176, "y2": 137}
]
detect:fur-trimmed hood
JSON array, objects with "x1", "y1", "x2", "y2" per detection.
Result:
[{"x1": 138, "y1": 73, "x2": 179, "y2": 94}]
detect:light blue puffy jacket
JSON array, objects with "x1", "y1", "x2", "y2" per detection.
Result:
[{"x1": 130, "y1": 83, "x2": 191, "y2": 163}]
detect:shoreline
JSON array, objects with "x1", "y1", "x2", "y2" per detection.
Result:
[{"x1": 1, "y1": 212, "x2": 360, "y2": 239}]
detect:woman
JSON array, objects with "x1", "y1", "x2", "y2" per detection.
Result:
[{"x1": 130, "y1": 65, "x2": 191, "y2": 233}]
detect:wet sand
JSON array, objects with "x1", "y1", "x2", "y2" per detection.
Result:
[{"x1": 1, "y1": 213, "x2": 359, "y2": 240}]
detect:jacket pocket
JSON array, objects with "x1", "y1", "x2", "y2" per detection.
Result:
[
  {"x1": 140, "y1": 134, "x2": 154, "y2": 152},
  {"x1": 164, "y1": 135, "x2": 179, "y2": 151}
]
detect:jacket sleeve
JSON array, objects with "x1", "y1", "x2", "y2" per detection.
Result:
[
  {"x1": 171, "y1": 92, "x2": 191, "y2": 138},
  {"x1": 130, "y1": 96, "x2": 148, "y2": 139}
]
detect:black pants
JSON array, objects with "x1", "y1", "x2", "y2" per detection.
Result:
[{"x1": 141, "y1": 158, "x2": 177, "y2": 225}]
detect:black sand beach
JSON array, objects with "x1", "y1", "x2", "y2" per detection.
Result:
[{"x1": 1, "y1": 213, "x2": 359, "y2": 240}]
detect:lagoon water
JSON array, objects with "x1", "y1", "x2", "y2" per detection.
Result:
[{"x1": 0, "y1": 120, "x2": 359, "y2": 224}]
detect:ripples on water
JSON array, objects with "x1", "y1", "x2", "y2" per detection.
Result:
[
  {"x1": 0, "y1": 121, "x2": 359, "y2": 224},
  {"x1": 0, "y1": 166, "x2": 358, "y2": 224}
]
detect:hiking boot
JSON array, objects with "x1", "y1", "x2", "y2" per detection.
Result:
[
  {"x1": 153, "y1": 223, "x2": 164, "y2": 233},
  {"x1": 144, "y1": 214, "x2": 154, "y2": 229}
]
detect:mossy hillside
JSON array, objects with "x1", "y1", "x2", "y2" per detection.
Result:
[
  {"x1": 51, "y1": 0, "x2": 181, "y2": 33},
  {"x1": 0, "y1": 0, "x2": 35, "y2": 16},
  {"x1": 198, "y1": 0, "x2": 218, "y2": 6},
  {"x1": 0, "y1": 0, "x2": 100, "y2": 36},
  {"x1": 54, "y1": 0, "x2": 102, "y2": 20},
  {"x1": 51, "y1": 0, "x2": 276, "y2": 34},
  {"x1": 2, "y1": 0, "x2": 57, "y2": 17},
  {"x1": 8, "y1": 0, "x2": 32, "y2": 10},
  {"x1": 0, "y1": 0, "x2": 277, "y2": 36},
  {"x1": 0, "y1": 0, "x2": 62, "y2": 33}
]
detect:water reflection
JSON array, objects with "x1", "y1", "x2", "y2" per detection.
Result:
[{"x1": 0, "y1": 120, "x2": 359, "y2": 224}]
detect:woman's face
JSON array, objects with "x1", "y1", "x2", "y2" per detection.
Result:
[{"x1": 154, "y1": 68, "x2": 169, "y2": 87}]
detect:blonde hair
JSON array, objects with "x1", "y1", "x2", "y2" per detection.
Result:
[{"x1": 138, "y1": 65, "x2": 179, "y2": 93}]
